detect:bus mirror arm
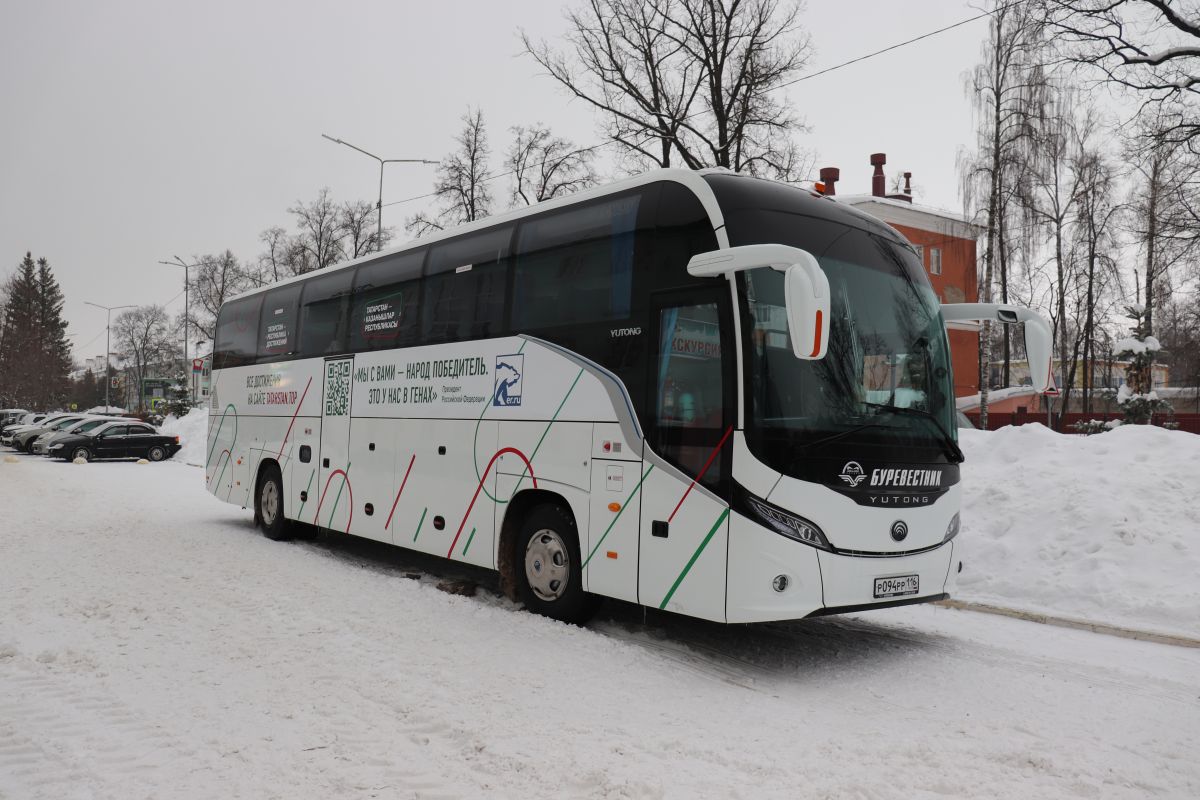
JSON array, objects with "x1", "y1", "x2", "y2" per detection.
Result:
[
  {"x1": 941, "y1": 303, "x2": 1056, "y2": 394},
  {"x1": 686, "y1": 245, "x2": 830, "y2": 360}
]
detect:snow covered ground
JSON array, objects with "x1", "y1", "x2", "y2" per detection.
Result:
[
  {"x1": 2, "y1": 453, "x2": 1199, "y2": 798},
  {"x1": 958, "y1": 423, "x2": 1200, "y2": 638}
]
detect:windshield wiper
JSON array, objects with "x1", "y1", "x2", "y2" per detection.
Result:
[{"x1": 864, "y1": 403, "x2": 964, "y2": 463}]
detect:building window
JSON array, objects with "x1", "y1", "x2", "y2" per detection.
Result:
[{"x1": 929, "y1": 247, "x2": 942, "y2": 275}]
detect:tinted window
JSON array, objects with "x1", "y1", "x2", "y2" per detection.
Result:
[
  {"x1": 214, "y1": 295, "x2": 263, "y2": 369},
  {"x1": 423, "y1": 227, "x2": 511, "y2": 343},
  {"x1": 130, "y1": 425, "x2": 155, "y2": 435},
  {"x1": 650, "y1": 182, "x2": 719, "y2": 291},
  {"x1": 299, "y1": 268, "x2": 354, "y2": 356},
  {"x1": 349, "y1": 250, "x2": 425, "y2": 352},
  {"x1": 512, "y1": 194, "x2": 640, "y2": 329},
  {"x1": 258, "y1": 283, "x2": 303, "y2": 360},
  {"x1": 76, "y1": 420, "x2": 105, "y2": 433}
]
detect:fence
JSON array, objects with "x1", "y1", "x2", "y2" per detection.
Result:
[{"x1": 963, "y1": 409, "x2": 1200, "y2": 434}]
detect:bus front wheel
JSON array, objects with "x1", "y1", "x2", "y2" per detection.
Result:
[
  {"x1": 515, "y1": 503, "x2": 598, "y2": 625},
  {"x1": 257, "y1": 465, "x2": 292, "y2": 541}
]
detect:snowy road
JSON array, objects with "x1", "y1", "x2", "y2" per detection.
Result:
[{"x1": 2, "y1": 457, "x2": 1198, "y2": 799}]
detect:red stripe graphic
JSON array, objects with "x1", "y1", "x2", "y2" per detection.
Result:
[
  {"x1": 313, "y1": 469, "x2": 354, "y2": 533},
  {"x1": 276, "y1": 376, "x2": 313, "y2": 459},
  {"x1": 666, "y1": 426, "x2": 734, "y2": 524},
  {"x1": 383, "y1": 453, "x2": 417, "y2": 530},
  {"x1": 447, "y1": 447, "x2": 537, "y2": 559}
]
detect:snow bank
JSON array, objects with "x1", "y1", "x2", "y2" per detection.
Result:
[
  {"x1": 958, "y1": 423, "x2": 1200, "y2": 637},
  {"x1": 160, "y1": 408, "x2": 207, "y2": 466}
]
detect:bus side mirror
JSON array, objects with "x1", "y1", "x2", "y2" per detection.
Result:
[
  {"x1": 784, "y1": 254, "x2": 830, "y2": 360},
  {"x1": 686, "y1": 244, "x2": 830, "y2": 360},
  {"x1": 940, "y1": 303, "x2": 1056, "y2": 393}
]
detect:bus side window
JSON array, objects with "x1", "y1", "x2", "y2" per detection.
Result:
[
  {"x1": 257, "y1": 283, "x2": 303, "y2": 361},
  {"x1": 214, "y1": 295, "x2": 263, "y2": 370},
  {"x1": 349, "y1": 250, "x2": 424, "y2": 352},
  {"x1": 512, "y1": 192, "x2": 641, "y2": 330},
  {"x1": 652, "y1": 182, "x2": 719, "y2": 292},
  {"x1": 298, "y1": 268, "x2": 354, "y2": 356},
  {"x1": 423, "y1": 226, "x2": 511, "y2": 344}
]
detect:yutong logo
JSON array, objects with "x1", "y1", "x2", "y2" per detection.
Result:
[
  {"x1": 890, "y1": 520, "x2": 909, "y2": 542},
  {"x1": 839, "y1": 461, "x2": 866, "y2": 487}
]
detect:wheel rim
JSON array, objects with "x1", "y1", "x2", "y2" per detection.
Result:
[
  {"x1": 261, "y1": 480, "x2": 279, "y2": 526},
  {"x1": 149, "y1": 447, "x2": 164, "y2": 461},
  {"x1": 524, "y1": 528, "x2": 570, "y2": 601},
  {"x1": 73, "y1": 448, "x2": 89, "y2": 461}
]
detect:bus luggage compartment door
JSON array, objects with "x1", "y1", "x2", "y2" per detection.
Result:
[{"x1": 315, "y1": 357, "x2": 354, "y2": 533}]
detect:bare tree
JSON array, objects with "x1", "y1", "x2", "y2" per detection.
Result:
[
  {"x1": 1040, "y1": 0, "x2": 1200, "y2": 148},
  {"x1": 960, "y1": 0, "x2": 1046, "y2": 426},
  {"x1": 340, "y1": 199, "x2": 393, "y2": 259},
  {"x1": 113, "y1": 305, "x2": 173, "y2": 413},
  {"x1": 522, "y1": 0, "x2": 813, "y2": 180},
  {"x1": 407, "y1": 108, "x2": 493, "y2": 235},
  {"x1": 289, "y1": 188, "x2": 346, "y2": 272},
  {"x1": 508, "y1": 125, "x2": 600, "y2": 206},
  {"x1": 188, "y1": 250, "x2": 253, "y2": 344},
  {"x1": 251, "y1": 226, "x2": 302, "y2": 286}
]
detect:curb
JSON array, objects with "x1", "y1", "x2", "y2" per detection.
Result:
[{"x1": 935, "y1": 599, "x2": 1200, "y2": 649}]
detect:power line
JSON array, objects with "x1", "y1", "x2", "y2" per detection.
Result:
[{"x1": 380, "y1": 3, "x2": 1018, "y2": 213}]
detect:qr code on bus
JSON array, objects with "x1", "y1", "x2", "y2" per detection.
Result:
[{"x1": 325, "y1": 361, "x2": 351, "y2": 416}]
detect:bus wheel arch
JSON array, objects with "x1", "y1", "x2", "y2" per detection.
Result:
[
  {"x1": 254, "y1": 458, "x2": 291, "y2": 541},
  {"x1": 499, "y1": 489, "x2": 598, "y2": 624}
]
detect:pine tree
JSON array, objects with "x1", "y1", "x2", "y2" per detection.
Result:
[
  {"x1": 0, "y1": 254, "x2": 41, "y2": 407},
  {"x1": 35, "y1": 256, "x2": 73, "y2": 408}
]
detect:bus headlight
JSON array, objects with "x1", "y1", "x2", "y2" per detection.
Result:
[
  {"x1": 944, "y1": 512, "x2": 961, "y2": 543},
  {"x1": 739, "y1": 488, "x2": 833, "y2": 552}
]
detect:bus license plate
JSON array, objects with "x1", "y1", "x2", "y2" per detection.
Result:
[{"x1": 874, "y1": 575, "x2": 919, "y2": 599}]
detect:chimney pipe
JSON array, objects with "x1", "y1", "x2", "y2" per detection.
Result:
[
  {"x1": 818, "y1": 166, "x2": 840, "y2": 196},
  {"x1": 870, "y1": 153, "x2": 886, "y2": 197},
  {"x1": 903, "y1": 171, "x2": 912, "y2": 196}
]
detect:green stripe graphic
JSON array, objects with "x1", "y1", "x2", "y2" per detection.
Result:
[
  {"x1": 659, "y1": 507, "x2": 730, "y2": 610},
  {"x1": 412, "y1": 507, "x2": 428, "y2": 542},
  {"x1": 462, "y1": 527, "x2": 477, "y2": 556},
  {"x1": 582, "y1": 464, "x2": 654, "y2": 569},
  {"x1": 510, "y1": 367, "x2": 584, "y2": 497},
  {"x1": 326, "y1": 462, "x2": 352, "y2": 528},
  {"x1": 296, "y1": 469, "x2": 315, "y2": 517}
]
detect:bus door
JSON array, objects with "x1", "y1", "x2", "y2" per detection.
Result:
[
  {"x1": 638, "y1": 288, "x2": 734, "y2": 622},
  {"x1": 316, "y1": 356, "x2": 354, "y2": 533}
]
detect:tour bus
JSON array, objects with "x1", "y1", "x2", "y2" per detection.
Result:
[{"x1": 207, "y1": 169, "x2": 1052, "y2": 624}]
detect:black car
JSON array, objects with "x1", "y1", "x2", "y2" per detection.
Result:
[{"x1": 50, "y1": 420, "x2": 181, "y2": 462}]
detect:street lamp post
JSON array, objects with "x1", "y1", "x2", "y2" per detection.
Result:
[
  {"x1": 321, "y1": 134, "x2": 436, "y2": 251},
  {"x1": 83, "y1": 301, "x2": 135, "y2": 411},
  {"x1": 159, "y1": 256, "x2": 195, "y2": 396}
]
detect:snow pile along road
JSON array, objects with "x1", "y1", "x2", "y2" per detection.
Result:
[
  {"x1": 160, "y1": 408, "x2": 207, "y2": 466},
  {"x1": 957, "y1": 423, "x2": 1200, "y2": 638}
]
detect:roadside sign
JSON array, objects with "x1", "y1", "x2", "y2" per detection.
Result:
[
  {"x1": 192, "y1": 358, "x2": 204, "y2": 372},
  {"x1": 69, "y1": 403, "x2": 78, "y2": 411},
  {"x1": 1043, "y1": 387, "x2": 1061, "y2": 397}
]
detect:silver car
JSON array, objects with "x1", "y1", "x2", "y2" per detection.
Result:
[{"x1": 31, "y1": 416, "x2": 114, "y2": 454}]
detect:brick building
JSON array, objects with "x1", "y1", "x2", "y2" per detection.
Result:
[{"x1": 822, "y1": 155, "x2": 983, "y2": 398}]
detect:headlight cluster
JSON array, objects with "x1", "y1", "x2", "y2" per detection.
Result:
[
  {"x1": 742, "y1": 492, "x2": 833, "y2": 552},
  {"x1": 944, "y1": 512, "x2": 961, "y2": 543},
  {"x1": 50, "y1": 443, "x2": 64, "y2": 450}
]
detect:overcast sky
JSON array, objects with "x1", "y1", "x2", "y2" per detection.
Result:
[{"x1": 1, "y1": 0, "x2": 992, "y2": 359}]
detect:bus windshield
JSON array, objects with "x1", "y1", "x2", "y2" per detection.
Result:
[{"x1": 732, "y1": 209, "x2": 956, "y2": 470}]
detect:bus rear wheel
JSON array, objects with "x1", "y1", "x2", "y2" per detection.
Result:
[
  {"x1": 515, "y1": 503, "x2": 598, "y2": 625},
  {"x1": 257, "y1": 465, "x2": 292, "y2": 541}
]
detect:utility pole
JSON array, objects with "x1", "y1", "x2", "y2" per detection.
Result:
[
  {"x1": 321, "y1": 134, "x2": 436, "y2": 251},
  {"x1": 83, "y1": 301, "x2": 134, "y2": 411},
  {"x1": 159, "y1": 256, "x2": 196, "y2": 396}
]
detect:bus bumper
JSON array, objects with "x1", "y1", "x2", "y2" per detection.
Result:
[{"x1": 726, "y1": 510, "x2": 957, "y2": 623}]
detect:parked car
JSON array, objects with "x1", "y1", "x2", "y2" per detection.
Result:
[
  {"x1": 31, "y1": 416, "x2": 114, "y2": 455},
  {"x1": 2, "y1": 413, "x2": 69, "y2": 447},
  {"x1": 955, "y1": 410, "x2": 977, "y2": 430},
  {"x1": 0, "y1": 409, "x2": 29, "y2": 428},
  {"x1": 11, "y1": 415, "x2": 91, "y2": 453},
  {"x1": 50, "y1": 420, "x2": 181, "y2": 462},
  {"x1": 1, "y1": 412, "x2": 45, "y2": 438}
]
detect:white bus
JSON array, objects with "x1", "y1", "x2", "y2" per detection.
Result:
[{"x1": 206, "y1": 169, "x2": 1052, "y2": 624}]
